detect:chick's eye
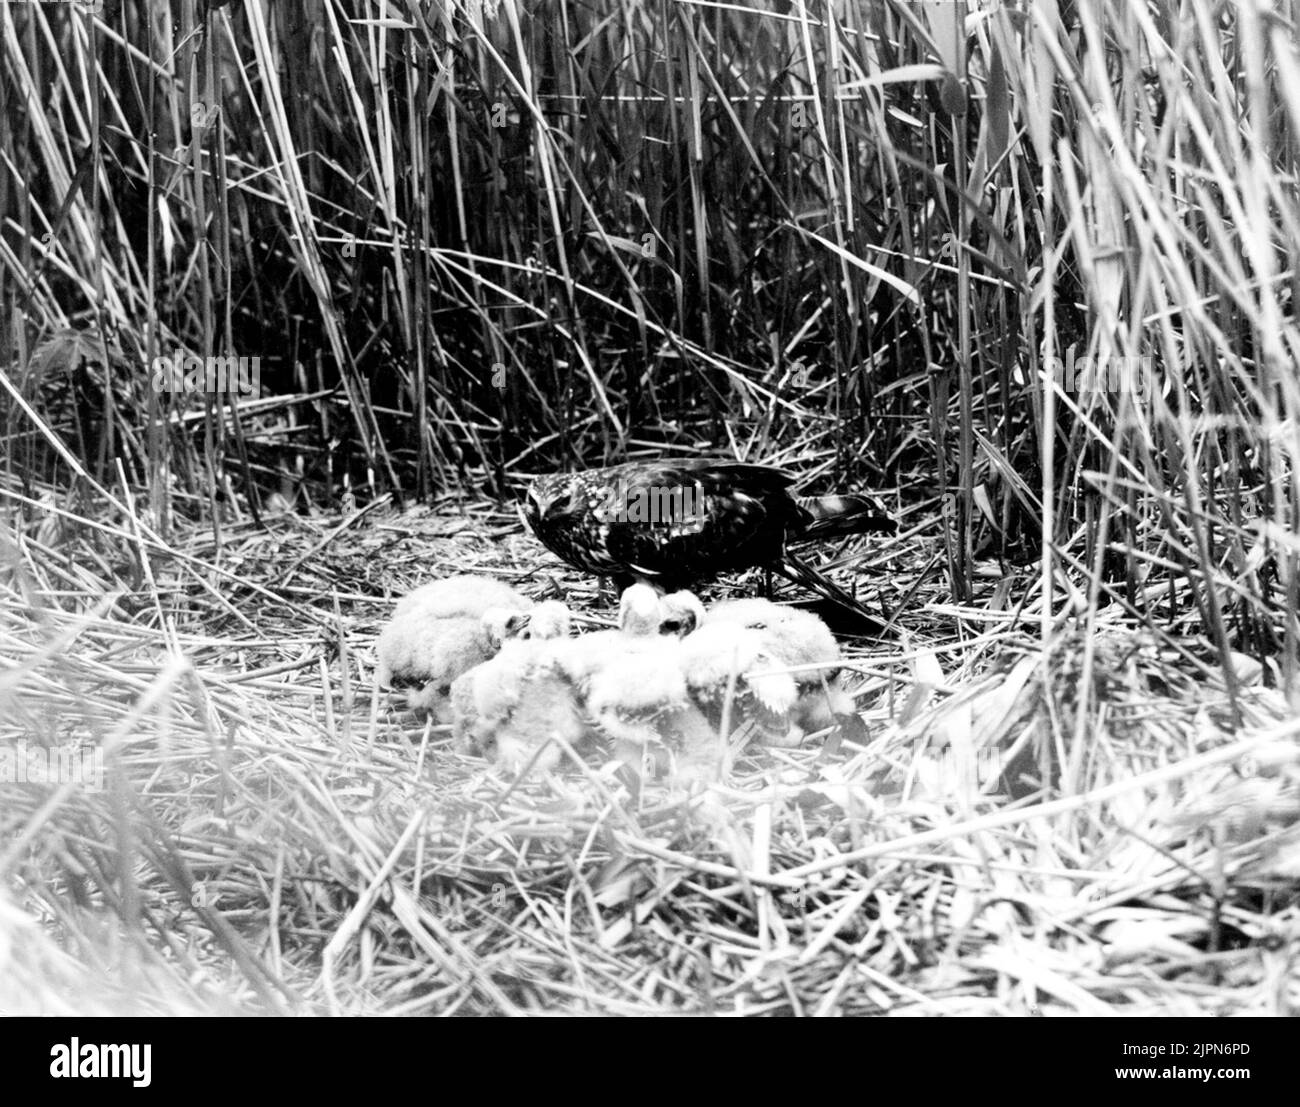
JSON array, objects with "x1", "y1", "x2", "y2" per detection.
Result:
[
  {"x1": 660, "y1": 620, "x2": 682, "y2": 635},
  {"x1": 437, "y1": 684, "x2": 452, "y2": 698}
]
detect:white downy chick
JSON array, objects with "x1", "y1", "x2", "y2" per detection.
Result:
[
  {"x1": 556, "y1": 585, "x2": 715, "y2": 784},
  {"x1": 678, "y1": 621, "x2": 799, "y2": 748},
  {"x1": 551, "y1": 583, "x2": 664, "y2": 690},
  {"x1": 705, "y1": 597, "x2": 862, "y2": 746},
  {"x1": 518, "y1": 600, "x2": 572, "y2": 641},
  {"x1": 377, "y1": 596, "x2": 529, "y2": 722},
  {"x1": 451, "y1": 640, "x2": 588, "y2": 773},
  {"x1": 657, "y1": 590, "x2": 706, "y2": 638},
  {"x1": 393, "y1": 575, "x2": 530, "y2": 621},
  {"x1": 451, "y1": 598, "x2": 579, "y2": 772}
]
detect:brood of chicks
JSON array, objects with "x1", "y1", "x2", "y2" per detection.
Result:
[{"x1": 376, "y1": 575, "x2": 864, "y2": 782}]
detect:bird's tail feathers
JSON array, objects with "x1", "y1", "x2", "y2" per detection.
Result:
[
  {"x1": 775, "y1": 555, "x2": 890, "y2": 636},
  {"x1": 797, "y1": 493, "x2": 894, "y2": 539}
]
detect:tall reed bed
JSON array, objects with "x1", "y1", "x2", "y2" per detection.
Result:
[{"x1": 4, "y1": 2, "x2": 1296, "y2": 666}]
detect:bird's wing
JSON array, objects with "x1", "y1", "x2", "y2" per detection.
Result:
[
  {"x1": 526, "y1": 459, "x2": 811, "y2": 581},
  {"x1": 617, "y1": 458, "x2": 796, "y2": 490},
  {"x1": 795, "y1": 493, "x2": 895, "y2": 539},
  {"x1": 600, "y1": 463, "x2": 804, "y2": 580},
  {"x1": 775, "y1": 553, "x2": 890, "y2": 636}
]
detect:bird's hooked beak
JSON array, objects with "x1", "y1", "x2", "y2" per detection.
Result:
[{"x1": 523, "y1": 482, "x2": 547, "y2": 524}]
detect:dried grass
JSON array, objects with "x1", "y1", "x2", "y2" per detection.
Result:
[
  {"x1": 3, "y1": 0, "x2": 1300, "y2": 1017},
  {"x1": 3, "y1": 489, "x2": 1296, "y2": 1016}
]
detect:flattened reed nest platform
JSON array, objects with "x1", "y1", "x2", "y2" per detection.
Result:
[{"x1": 2, "y1": 498, "x2": 1298, "y2": 1016}]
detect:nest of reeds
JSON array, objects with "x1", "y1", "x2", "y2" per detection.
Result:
[{"x1": 3, "y1": 491, "x2": 1297, "y2": 1016}]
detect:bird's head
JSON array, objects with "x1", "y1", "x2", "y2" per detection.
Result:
[
  {"x1": 522, "y1": 600, "x2": 572, "y2": 640},
  {"x1": 524, "y1": 473, "x2": 575, "y2": 526},
  {"x1": 618, "y1": 583, "x2": 663, "y2": 637},
  {"x1": 481, "y1": 607, "x2": 531, "y2": 649},
  {"x1": 523, "y1": 480, "x2": 549, "y2": 531},
  {"x1": 526, "y1": 471, "x2": 625, "y2": 525},
  {"x1": 658, "y1": 590, "x2": 705, "y2": 637}
]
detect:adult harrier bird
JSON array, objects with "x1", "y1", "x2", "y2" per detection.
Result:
[{"x1": 524, "y1": 459, "x2": 893, "y2": 630}]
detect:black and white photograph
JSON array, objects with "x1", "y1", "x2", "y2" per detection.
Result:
[{"x1": 1, "y1": 0, "x2": 1298, "y2": 1040}]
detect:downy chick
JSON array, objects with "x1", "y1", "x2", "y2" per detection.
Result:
[
  {"x1": 452, "y1": 649, "x2": 583, "y2": 774},
  {"x1": 551, "y1": 583, "x2": 664, "y2": 689},
  {"x1": 377, "y1": 596, "x2": 529, "y2": 721},
  {"x1": 451, "y1": 600, "x2": 578, "y2": 771},
  {"x1": 518, "y1": 599, "x2": 572, "y2": 640},
  {"x1": 559, "y1": 585, "x2": 716, "y2": 783},
  {"x1": 678, "y1": 621, "x2": 799, "y2": 748},
  {"x1": 705, "y1": 597, "x2": 862, "y2": 746},
  {"x1": 657, "y1": 590, "x2": 706, "y2": 638},
  {"x1": 393, "y1": 574, "x2": 530, "y2": 621}
]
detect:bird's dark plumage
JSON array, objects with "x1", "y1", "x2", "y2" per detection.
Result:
[{"x1": 524, "y1": 460, "x2": 893, "y2": 628}]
